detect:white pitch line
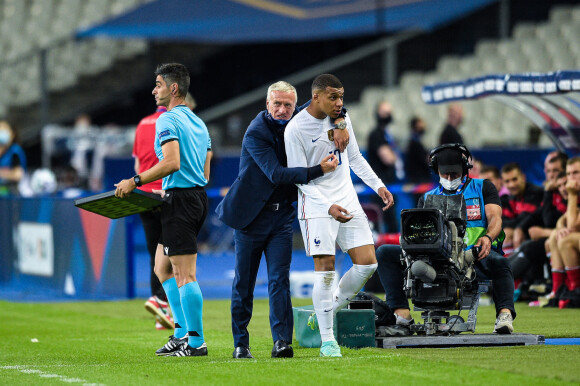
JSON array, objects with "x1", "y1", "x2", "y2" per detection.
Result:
[{"x1": 0, "y1": 365, "x2": 106, "y2": 386}]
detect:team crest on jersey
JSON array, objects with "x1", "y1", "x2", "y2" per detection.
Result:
[
  {"x1": 314, "y1": 237, "x2": 321, "y2": 246},
  {"x1": 466, "y1": 199, "x2": 481, "y2": 220}
]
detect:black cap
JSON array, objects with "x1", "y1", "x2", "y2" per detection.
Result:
[{"x1": 436, "y1": 148, "x2": 463, "y2": 174}]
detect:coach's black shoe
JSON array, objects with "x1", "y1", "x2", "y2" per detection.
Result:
[
  {"x1": 271, "y1": 340, "x2": 293, "y2": 358},
  {"x1": 233, "y1": 346, "x2": 254, "y2": 359},
  {"x1": 167, "y1": 342, "x2": 208, "y2": 357},
  {"x1": 155, "y1": 335, "x2": 187, "y2": 356}
]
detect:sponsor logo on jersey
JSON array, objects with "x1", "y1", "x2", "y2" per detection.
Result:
[
  {"x1": 312, "y1": 136, "x2": 321, "y2": 143},
  {"x1": 158, "y1": 130, "x2": 170, "y2": 139}
]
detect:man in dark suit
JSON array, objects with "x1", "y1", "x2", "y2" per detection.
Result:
[{"x1": 216, "y1": 81, "x2": 348, "y2": 359}]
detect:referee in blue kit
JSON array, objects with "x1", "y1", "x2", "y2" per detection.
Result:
[{"x1": 116, "y1": 63, "x2": 211, "y2": 357}]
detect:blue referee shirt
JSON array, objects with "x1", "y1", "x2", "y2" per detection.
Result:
[{"x1": 154, "y1": 105, "x2": 211, "y2": 190}]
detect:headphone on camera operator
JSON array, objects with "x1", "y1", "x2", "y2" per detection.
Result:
[
  {"x1": 429, "y1": 143, "x2": 473, "y2": 176},
  {"x1": 428, "y1": 143, "x2": 473, "y2": 192}
]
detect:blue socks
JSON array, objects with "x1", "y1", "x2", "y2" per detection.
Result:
[
  {"x1": 161, "y1": 277, "x2": 187, "y2": 339},
  {"x1": 178, "y1": 281, "x2": 205, "y2": 348}
]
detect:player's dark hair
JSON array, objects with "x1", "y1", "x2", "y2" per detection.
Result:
[
  {"x1": 155, "y1": 63, "x2": 190, "y2": 97},
  {"x1": 501, "y1": 162, "x2": 522, "y2": 175},
  {"x1": 311, "y1": 74, "x2": 343, "y2": 93}
]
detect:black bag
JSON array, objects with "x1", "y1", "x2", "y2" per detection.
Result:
[{"x1": 354, "y1": 291, "x2": 396, "y2": 327}]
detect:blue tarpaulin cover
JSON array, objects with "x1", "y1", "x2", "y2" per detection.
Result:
[{"x1": 77, "y1": 0, "x2": 496, "y2": 43}]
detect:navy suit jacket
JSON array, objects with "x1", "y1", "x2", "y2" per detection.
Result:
[{"x1": 216, "y1": 110, "x2": 320, "y2": 230}]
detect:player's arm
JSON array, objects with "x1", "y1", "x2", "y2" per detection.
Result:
[{"x1": 567, "y1": 180, "x2": 580, "y2": 231}]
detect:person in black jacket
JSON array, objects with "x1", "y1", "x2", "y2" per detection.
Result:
[
  {"x1": 439, "y1": 103, "x2": 464, "y2": 145},
  {"x1": 405, "y1": 116, "x2": 430, "y2": 184}
]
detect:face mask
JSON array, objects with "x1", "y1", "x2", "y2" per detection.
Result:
[
  {"x1": 440, "y1": 176, "x2": 462, "y2": 191},
  {"x1": 377, "y1": 114, "x2": 392, "y2": 127},
  {"x1": 0, "y1": 130, "x2": 11, "y2": 145}
]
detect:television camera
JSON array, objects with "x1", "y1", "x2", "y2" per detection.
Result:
[{"x1": 399, "y1": 194, "x2": 487, "y2": 335}]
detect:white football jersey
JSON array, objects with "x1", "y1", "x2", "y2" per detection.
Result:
[{"x1": 284, "y1": 109, "x2": 385, "y2": 219}]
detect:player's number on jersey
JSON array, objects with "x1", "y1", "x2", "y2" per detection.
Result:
[{"x1": 330, "y1": 149, "x2": 342, "y2": 166}]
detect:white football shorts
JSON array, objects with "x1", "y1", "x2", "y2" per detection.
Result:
[{"x1": 299, "y1": 211, "x2": 374, "y2": 256}]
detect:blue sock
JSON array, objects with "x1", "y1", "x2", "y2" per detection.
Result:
[
  {"x1": 162, "y1": 278, "x2": 187, "y2": 339},
  {"x1": 178, "y1": 281, "x2": 204, "y2": 348}
]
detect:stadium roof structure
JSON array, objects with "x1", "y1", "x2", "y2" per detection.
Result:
[
  {"x1": 76, "y1": 0, "x2": 496, "y2": 43},
  {"x1": 421, "y1": 70, "x2": 580, "y2": 154}
]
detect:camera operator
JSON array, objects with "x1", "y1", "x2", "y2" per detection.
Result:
[{"x1": 375, "y1": 143, "x2": 516, "y2": 334}]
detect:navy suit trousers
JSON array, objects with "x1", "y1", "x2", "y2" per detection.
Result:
[{"x1": 231, "y1": 203, "x2": 295, "y2": 348}]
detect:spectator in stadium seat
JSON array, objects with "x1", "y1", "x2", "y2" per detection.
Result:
[
  {"x1": 116, "y1": 63, "x2": 211, "y2": 357},
  {"x1": 0, "y1": 120, "x2": 26, "y2": 196},
  {"x1": 375, "y1": 143, "x2": 515, "y2": 334},
  {"x1": 501, "y1": 162, "x2": 544, "y2": 251},
  {"x1": 367, "y1": 100, "x2": 402, "y2": 232},
  {"x1": 285, "y1": 74, "x2": 394, "y2": 357},
  {"x1": 216, "y1": 81, "x2": 345, "y2": 359},
  {"x1": 545, "y1": 157, "x2": 580, "y2": 308},
  {"x1": 439, "y1": 103, "x2": 464, "y2": 145}
]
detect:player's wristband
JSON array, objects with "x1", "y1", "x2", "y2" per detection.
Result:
[{"x1": 482, "y1": 234, "x2": 493, "y2": 244}]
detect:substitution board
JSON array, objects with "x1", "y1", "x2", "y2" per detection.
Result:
[{"x1": 74, "y1": 189, "x2": 163, "y2": 219}]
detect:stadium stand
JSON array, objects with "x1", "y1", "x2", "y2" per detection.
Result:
[
  {"x1": 347, "y1": 3, "x2": 580, "y2": 151},
  {"x1": 0, "y1": 0, "x2": 151, "y2": 123}
]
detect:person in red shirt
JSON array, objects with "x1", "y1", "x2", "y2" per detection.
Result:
[
  {"x1": 133, "y1": 105, "x2": 174, "y2": 330},
  {"x1": 501, "y1": 162, "x2": 544, "y2": 252}
]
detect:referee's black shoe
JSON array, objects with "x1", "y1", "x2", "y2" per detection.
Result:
[
  {"x1": 155, "y1": 335, "x2": 187, "y2": 356},
  {"x1": 271, "y1": 340, "x2": 293, "y2": 358},
  {"x1": 167, "y1": 342, "x2": 208, "y2": 357}
]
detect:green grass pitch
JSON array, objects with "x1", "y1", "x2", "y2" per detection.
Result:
[{"x1": 1, "y1": 297, "x2": 579, "y2": 385}]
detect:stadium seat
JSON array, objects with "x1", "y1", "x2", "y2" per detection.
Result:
[
  {"x1": 535, "y1": 23, "x2": 561, "y2": 42},
  {"x1": 549, "y1": 5, "x2": 574, "y2": 24},
  {"x1": 512, "y1": 23, "x2": 536, "y2": 41},
  {"x1": 474, "y1": 39, "x2": 498, "y2": 59}
]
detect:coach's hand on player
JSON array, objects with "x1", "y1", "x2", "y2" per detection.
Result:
[
  {"x1": 332, "y1": 118, "x2": 349, "y2": 152},
  {"x1": 320, "y1": 154, "x2": 339, "y2": 173},
  {"x1": 378, "y1": 187, "x2": 394, "y2": 211},
  {"x1": 328, "y1": 204, "x2": 353, "y2": 223},
  {"x1": 114, "y1": 178, "x2": 136, "y2": 198}
]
